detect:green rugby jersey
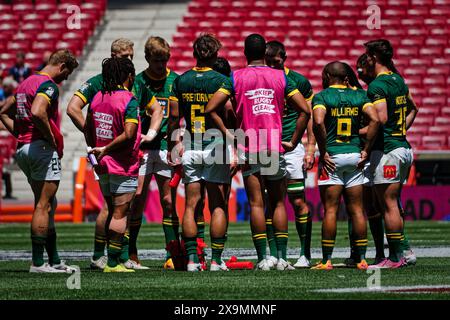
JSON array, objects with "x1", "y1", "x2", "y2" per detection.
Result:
[
  {"x1": 367, "y1": 71, "x2": 411, "y2": 153},
  {"x1": 132, "y1": 69, "x2": 177, "y2": 150},
  {"x1": 75, "y1": 73, "x2": 103, "y2": 105},
  {"x1": 282, "y1": 67, "x2": 314, "y2": 142},
  {"x1": 172, "y1": 67, "x2": 232, "y2": 149},
  {"x1": 312, "y1": 85, "x2": 372, "y2": 156}
]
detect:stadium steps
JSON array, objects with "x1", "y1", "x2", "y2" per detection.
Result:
[{"x1": 51, "y1": 0, "x2": 189, "y2": 202}]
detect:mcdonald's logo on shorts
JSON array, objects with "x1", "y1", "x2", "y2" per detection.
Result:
[{"x1": 383, "y1": 165, "x2": 397, "y2": 179}]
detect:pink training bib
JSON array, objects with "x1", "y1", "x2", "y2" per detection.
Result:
[
  {"x1": 232, "y1": 66, "x2": 287, "y2": 153},
  {"x1": 15, "y1": 73, "x2": 60, "y2": 145},
  {"x1": 89, "y1": 90, "x2": 141, "y2": 177}
]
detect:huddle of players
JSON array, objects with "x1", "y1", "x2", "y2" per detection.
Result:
[{"x1": 0, "y1": 32, "x2": 417, "y2": 273}]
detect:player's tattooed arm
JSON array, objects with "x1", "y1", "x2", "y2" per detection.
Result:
[
  {"x1": 405, "y1": 92, "x2": 419, "y2": 131},
  {"x1": 0, "y1": 96, "x2": 17, "y2": 137},
  {"x1": 31, "y1": 95, "x2": 57, "y2": 148}
]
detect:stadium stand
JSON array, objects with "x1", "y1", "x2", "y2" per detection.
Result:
[
  {"x1": 170, "y1": 0, "x2": 450, "y2": 151},
  {"x1": 1, "y1": 0, "x2": 450, "y2": 202},
  {"x1": 1, "y1": 0, "x2": 107, "y2": 201}
]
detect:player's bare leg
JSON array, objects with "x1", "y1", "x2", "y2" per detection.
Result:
[
  {"x1": 127, "y1": 173, "x2": 152, "y2": 269},
  {"x1": 206, "y1": 182, "x2": 229, "y2": 271},
  {"x1": 343, "y1": 185, "x2": 368, "y2": 269},
  {"x1": 192, "y1": 184, "x2": 207, "y2": 269},
  {"x1": 183, "y1": 181, "x2": 203, "y2": 271},
  {"x1": 244, "y1": 173, "x2": 271, "y2": 269},
  {"x1": 288, "y1": 179, "x2": 312, "y2": 268},
  {"x1": 266, "y1": 177, "x2": 293, "y2": 270},
  {"x1": 364, "y1": 186, "x2": 386, "y2": 263},
  {"x1": 104, "y1": 192, "x2": 135, "y2": 273},
  {"x1": 29, "y1": 180, "x2": 65, "y2": 273},
  {"x1": 312, "y1": 184, "x2": 343, "y2": 269},
  {"x1": 373, "y1": 183, "x2": 406, "y2": 268},
  {"x1": 91, "y1": 203, "x2": 109, "y2": 269},
  {"x1": 398, "y1": 184, "x2": 415, "y2": 265},
  {"x1": 155, "y1": 174, "x2": 179, "y2": 269}
]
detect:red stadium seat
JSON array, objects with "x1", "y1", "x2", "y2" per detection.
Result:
[
  {"x1": 429, "y1": 126, "x2": 450, "y2": 136},
  {"x1": 0, "y1": 13, "x2": 17, "y2": 23},
  {"x1": 422, "y1": 135, "x2": 447, "y2": 149},
  {"x1": 32, "y1": 41, "x2": 56, "y2": 54},
  {"x1": 435, "y1": 117, "x2": 450, "y2": 126},
  {"x1": 418, "y1": 107, "x2": 440, "y2": 117},
  {"x1": 12, "y1": 4, "x2": 34, "y2": 15},
  {"x1": 407, "y1": 135, "x2": 422, "y2": 149},
  {"x1": 442, "y1": 108, "x2": 450, "y2": 117},
  {"x1": 35, "y1": 3, "x2": 57, "y2": 15},
  {"x1": 21, "y1": 22, "x2": 44, "y2": 34},
  {"x1": 22, "y1": 13, "x2": 48, "y2": 22},
  {"x1": 0, "y1": 4, "x2": 12, "y2": 14},
  {"x1": 408, "y1": 125, "x2": 429, "y2": 136}
]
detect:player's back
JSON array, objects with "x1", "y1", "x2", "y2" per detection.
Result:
[
  {"x1": 367, "y1": 71, "x2": 410, "y2": 153},
  {"x1": 232, "y1": 66, "x2": 288, "y2": 152},
  {"x1": 314, "y1": 85, "x2": 370, "y2": 155},
  {"x1": 173, "y1": 67, "x2": 228, "y2": 147},
  {"x1": 15, "y1": 72, "x2": 59, "y2": 145}
]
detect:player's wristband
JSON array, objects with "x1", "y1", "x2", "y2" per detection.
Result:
[{"x1": 146, "y1": 129, "x2": 157, "y2": 141}]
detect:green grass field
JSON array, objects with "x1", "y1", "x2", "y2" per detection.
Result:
[{"x1": 1, "y1": 221, "x2": 450, "y2": 300}]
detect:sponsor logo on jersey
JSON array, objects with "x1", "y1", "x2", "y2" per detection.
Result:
[
  {"x1": 245, "y1": 88, "x2": 276, "y2": 115},
  {"x1": 383, "y1": 165, "x2": 397, "y2": 179},
  {"x1": 45, "y1": 86, "x2": 55, "y2": 98}
]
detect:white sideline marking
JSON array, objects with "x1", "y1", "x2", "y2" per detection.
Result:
[
  {"x1": 2, "y1": 246, "x2": 450, "y2": 261},
  {"x1": 313, "y1": 285, "x2": 450, "y2": 293}
]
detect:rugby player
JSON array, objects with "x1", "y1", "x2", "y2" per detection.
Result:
[
  {"x1": 356, "y1": 53, "x2": 417, "y2": 266},
  {"x1": 206, "y1": 34, "x2": 310, "y2": 271},
  {"x1": 167, "y1": 34, "x2": 232, "y2": 272},
  {"x1": 85, "y1": 57, "x2": 140, "y2": 273},
  {"x1": 265, "y1": 40, "x2": 315, "y2": 268},
  {"x1": 311, "y1": 61, "x2": 380, "y2": 270},
  {"x1": 130, "y1": 36, "x2": 179, "y2": 270},
  {"x1": 66, "y1": 38, "x2": 162, "y2": 269},
  {"x1": 0, "y1": 49, "x2": 79, "y2": 273},
  {"x1": 362, "y1": 40, "x2": 418, "y2": 268}
]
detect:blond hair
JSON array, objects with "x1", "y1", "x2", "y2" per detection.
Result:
[
  {"x1": 145, "y1": 36, "x2": 170, "y2": 59},
  {"x1": 111, "y1": 38, "x2": 134, "y2": 54}
]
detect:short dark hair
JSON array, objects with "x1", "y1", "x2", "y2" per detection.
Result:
[
  {"x1": 244, "y1": 34, "x2": 266, "y2": 62},
  {"x1": 193, "y1": 33, "x2": 222, "y2": 62},
  {"x1": 212, "y1": 57, "x2": 231, "y2": 77},
  {"x1": 265, "y1": 40, "x2": 286, "y2": 60},
  {"x1": 322, "y1": 61, "x2": 347, "y2": 89}
]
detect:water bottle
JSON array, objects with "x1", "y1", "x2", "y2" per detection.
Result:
[{"x1": 86, "y1": 146, "x2": 98, "y2": 166}]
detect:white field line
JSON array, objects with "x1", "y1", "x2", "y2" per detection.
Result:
[
  {"x1": 313, "y1": 285, "x2": 450, "y2": 294},
  {"x1": 1, "y1": 246, "x2": 450, "y2": 261}
]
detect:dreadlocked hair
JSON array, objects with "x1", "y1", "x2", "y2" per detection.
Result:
[
  {"x1": 364, "y1": 39, "x2": 401, "y2": 76},
  {"x1": 101, "y1": 57, "x2": 135, "y2": 95},
  {"x1": 343, "y1": 62, "x2": 363, "y2": 89}
]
